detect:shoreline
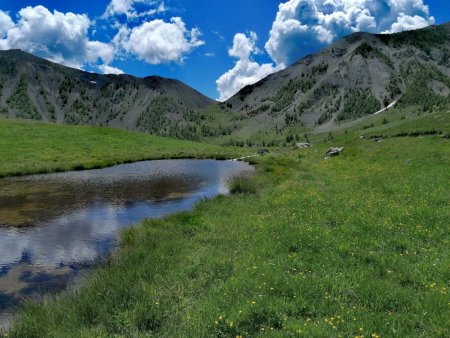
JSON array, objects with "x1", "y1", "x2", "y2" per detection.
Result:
[
  {"x1": 0, "y1": 117, "x2": 253, "y2": 179},
  {"x1": 0, "y1": 153, "x2": 248, "y2": 179},
  {"x1": 0, "y1": 158, "x2": 257, "y2": 334}
]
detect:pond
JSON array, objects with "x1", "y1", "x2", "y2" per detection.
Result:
[{"x1": 0, "y1": 159, "x2": 253, "y2": 327}]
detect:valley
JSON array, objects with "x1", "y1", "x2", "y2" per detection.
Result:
[
  {"x1": 0, "y1": 20, "x2": 449, "y2": 338},
  {"x1": 4, "y1": 109, "x2": 449, "y2": 337}
]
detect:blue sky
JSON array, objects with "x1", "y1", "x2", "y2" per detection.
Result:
[{"x1": 0, "y1": 1, "x2": 448, "y2": 100}]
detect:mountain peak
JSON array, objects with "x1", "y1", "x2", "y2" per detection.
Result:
[{"x1": 226, "y1": 22, "x2": 450, "y2": 128}]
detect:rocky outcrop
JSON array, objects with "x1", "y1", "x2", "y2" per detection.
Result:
[
  {"x1": 295, "y1": 143, "x2": 311, "y2": 149},
  {"x1": 325, "y1": 147, "x2": 344, "y2": 156}
]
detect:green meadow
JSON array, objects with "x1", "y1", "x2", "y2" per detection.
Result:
[
  {"x1": 4, "y1": 111, "x2": 449, "y2": 337},
  {"x1": 0, "y1": 118, "x2": 249, "y2": 178}
]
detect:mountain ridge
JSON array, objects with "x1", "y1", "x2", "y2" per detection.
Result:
[
  {"x1": 0, "y1": 48, "x2": 214, "y2": 139},
  {"x1": 0, "y1": 22, "x2": 449, "y2": 142},
  {"x1": 225, "y1": 22, "x2": 450, "y2": 130}
]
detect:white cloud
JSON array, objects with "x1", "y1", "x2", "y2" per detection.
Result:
[
  {"x1": 104, "y1": 0, "x2": 166, "y2": 20},
  {"x1": 105, "y1": 0, "x2": 135, "y2": 17},
  {"x1": 115, "y1": 17, "x2": 204, "y2": 64},
  {"x1": 229, "y1": 32, "x2": 258, "y2": 59},
  {"x1": 216, "y1": 32, "x2": 282, "y2": 101},
  {"x1": 265, "y1": 0, "x2": 435, "y2": 66},
  {"x1": 0, "y1": 6, "x2": 115, "y2": 71},
  {"x1": 0, "y1": 10, "x2": 14, "y2": 37},
  {"x1": 99, "y1": 64, "x2": 124, "y2": 74},
  {"x1": 86, "y1": 41, "x2": 115, "y2": 65},
  {"x1": 384, "y1": 13, "x2": 432, "y2": 33}
]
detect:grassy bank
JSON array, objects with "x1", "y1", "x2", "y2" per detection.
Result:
[
  {"x1": 0, "y1": 118, "x2": 250, "y2": 177},
  {"x1": 7, "y1": 113, "x2": 449, "y2": 337}
]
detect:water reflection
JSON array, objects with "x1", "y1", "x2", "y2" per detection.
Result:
[{"x1": 0, "y1": 159, "x2": 252, "y2": 321}]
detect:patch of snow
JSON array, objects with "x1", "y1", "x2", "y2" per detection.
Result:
[{"x1": 374, "y1": 99, "x2": 398, "y2": 115}]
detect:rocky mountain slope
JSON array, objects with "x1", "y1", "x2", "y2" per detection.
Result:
[
  {"x1": 0, "y1": 49, "x2": 214, "y2": 139},
  {"x1": 226, "y1": 22, "x2": 450, "y2": 129},
  {"x1": 0, "y1": 23, "x2": 449, "y2": 142}
]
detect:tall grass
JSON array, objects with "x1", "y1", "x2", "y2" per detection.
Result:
[{"x1": 229, "y1": 175, "x2": 258, "y2": 195}]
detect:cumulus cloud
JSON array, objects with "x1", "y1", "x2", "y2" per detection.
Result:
[
  {"x1": 99, "y1": 64, "x2": 124, "y2": 74},
  {"x1": 384, "y1": 13, "x2": 432, "y2": 33},
  {"x1": 114, "y1": 17, "x2": 204, "y2": 64},
  {"x1": 86, "y1": 41, "x2": 115, "y2": 65},
  {"x1": 216, "y1": 32, "x2": 282, "y2": 101},
  {"x1": 0, "y1": 6, "x2": 115, "y2": 71},
  {"x1": 0, "y1": 10, "x2": 14, "y2": 37},
  {"x1": 104, "y1": 0, "x2": 166, "y2": 20},
  {"x1": 265, "y1": 0, "x2": 435, "y2": 66},
  {"x1": 105, "y1": 0, "x2": 136, "y2": 17}
]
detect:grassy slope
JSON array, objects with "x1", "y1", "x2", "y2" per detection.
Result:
[
  {"x1": 204, "y1": 102, "x2": 450, "y2": 147},
  {"x1": 198, "y1": 103, "x2": 309, "y2": 147},
  {"x1": 0, "y1": 118, "x2": 250, "y2": 177},
  {"x1": 311, "y1": 108, "x2": 450, "y2": 142},
  {"x1": 7, "y1": 112, "x2": 449, "y2": 337}
]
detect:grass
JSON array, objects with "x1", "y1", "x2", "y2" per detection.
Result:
[
  {"x1": 362, "y1": 110, "x2": 450, "y2": 138},
  {"x1": 311, "y1": 108, "x2": 450, "y2": 143},
  {"x1": 0, "y1": 118, "x2": 251, "y2": 177},
  {"x1": 229, "y1": 175, "x2": 258, "y2": 195},
  {"x1": 5, "y1": 111, "x2": 449, "y2": 337}
]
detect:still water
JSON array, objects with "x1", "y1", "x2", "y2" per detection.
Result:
[{"x1": 0, "y1": 159, "x2": 253, "y2": 324}]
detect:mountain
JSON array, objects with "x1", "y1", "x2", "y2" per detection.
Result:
[
  {"x1": 0, "y1": 49, "x2": 214, "y2": 139},
  {"x1": 226, "y1": 22, "x2": 450, "y2": 130},
  {"x1": 1, "y1": 23, "x2": 449, "y2": 143}
]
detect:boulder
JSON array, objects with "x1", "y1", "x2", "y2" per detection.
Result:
[
  {"x1": 325, "y1": 147, "x2": 344, "y2": 156},
  {"x1": 295, "y1": 142, "x2": 311, "y2": 149},
  {"x1": 257, "y1": 149, "x2": 269, "y2": 155}
]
